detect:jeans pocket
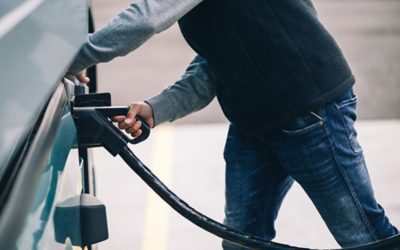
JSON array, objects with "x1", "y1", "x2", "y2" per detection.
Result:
[
  {"x1": 334, "y1": 93, "x2": 362, "y2": 154},
  {"x1": 281, "y1": 111, "x2": 324, "y2": 136}
]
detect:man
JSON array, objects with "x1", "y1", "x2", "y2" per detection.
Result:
[{"x1": 69, "y1": 0, "x2": 398, "y2": 248}]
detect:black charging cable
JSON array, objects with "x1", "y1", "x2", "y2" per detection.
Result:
[{"x1": 119, "y1": 146, "x2": 306, "y2": 250}]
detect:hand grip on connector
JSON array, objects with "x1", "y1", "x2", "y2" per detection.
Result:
[{"x1": 95, "y1": 106, "x2": 150, "y2": 144}]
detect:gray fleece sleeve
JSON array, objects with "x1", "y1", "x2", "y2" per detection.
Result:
[
  {"x1": 145, "y1": 55, "x2": 217, "y2": 126},
  {"x1": 68, "y1": 0, "x2": 203, "y2": 73}
]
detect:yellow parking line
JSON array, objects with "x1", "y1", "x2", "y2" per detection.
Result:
[{"x1": 141, "y1": 125, "x2": 175, "y2": 250}]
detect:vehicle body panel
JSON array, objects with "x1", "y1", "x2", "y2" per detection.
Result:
[
  {"x1": 0, "y1": 0, "x2": 88, "y2": 178},
  {"x1": 0, "y1": 0, "x2": 100, "y2": 249},
  {"x1": 14, "y1": 107, "x2": 83, "y2": 249}
]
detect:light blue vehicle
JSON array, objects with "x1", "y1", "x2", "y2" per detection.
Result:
[
  {"x1": 2, "y1": 1, "x2": 400, "y2": 250},
  {"x1": 0, "y1": 0, "x2": 107, "y2": 249}
]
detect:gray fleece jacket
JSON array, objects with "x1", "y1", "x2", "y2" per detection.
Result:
[{"x1": 69, "y1": 0, "x2": 216, "y2": 126}]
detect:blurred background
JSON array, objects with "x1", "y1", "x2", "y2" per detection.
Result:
[{"x1": 89, "y1": 0, "x2": 400, "y2": 249}]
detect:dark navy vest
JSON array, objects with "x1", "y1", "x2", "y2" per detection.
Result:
[{"x1": 178, "y1": 0, "x2": 354, "y2": 135}]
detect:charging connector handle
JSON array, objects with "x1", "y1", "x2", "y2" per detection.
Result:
[
  {"x1": 96, "y1": 106, "x2": 150, "y2": 145},
  {"x1": 73, "y1": 106, "x2": 150, "y2": 155}
]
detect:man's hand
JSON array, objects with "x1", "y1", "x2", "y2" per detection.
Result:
[
  {"x1": 65, "y1": 71, "x2": 90, "y2": 83},
  {"x1": 74, "y1": 72, "x2": 90, "y2": 83},
  {"x1": 112, "y1": 102, "x2": 155, "y2": 137}
]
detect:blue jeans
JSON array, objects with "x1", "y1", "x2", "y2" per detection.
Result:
[{"x1": 222, "y1": 89, "x2": 398, "y2": 249}]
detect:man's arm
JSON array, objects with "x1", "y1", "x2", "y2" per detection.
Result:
[
  {"x1": 69, "y1": 0, "x2": 203, "y2": 74},
  {"x1": 114, "y1": 55, "x2": 217, "y2": 136},
  {"x1": 146, "y1": 55, "x2": 217, "y2": 126}
]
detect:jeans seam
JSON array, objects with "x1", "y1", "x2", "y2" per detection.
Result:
[
  {"x1": 334, "y1": 105, "x2": 363, "y2": 155},
  {"x1": 321, "y1": 108, "x2": 378, "y2": 241},
  {"x1": 270, "y1": 176, "x2": 293, "y2": 218}
]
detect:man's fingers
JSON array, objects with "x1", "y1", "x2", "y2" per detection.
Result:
[
  {"x1": 76, "y1": 72, "x2": 90, "y2": 83},
  {"x1": 125, "y1": 121, "x2": 142, "y2": 134},
  {"x1": 131, "y1": 129, "x2": 142, "y2": 138},
  {"x1": 112, "y1": 103, "x2": 149, "y2": 136},
  {"x1": 124, "y1": 104, "x2": 141, "y2": 125},
  {"x1": 118, "y1": 120, "x2": 136, "y2": 130},
  {"x1": 111, "y1": 116, "x2": 125, "y2": 122}
]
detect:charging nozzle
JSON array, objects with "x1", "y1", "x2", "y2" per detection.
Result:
[{"x1": 71, "y1": 93, "x2": 150, "y2": 156}]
